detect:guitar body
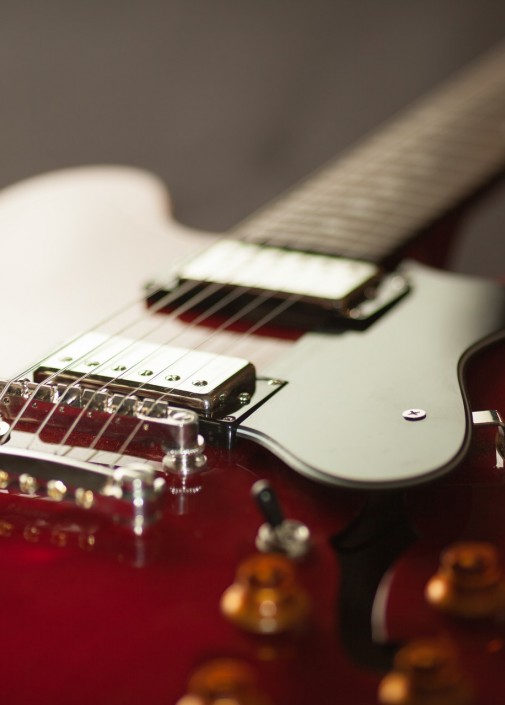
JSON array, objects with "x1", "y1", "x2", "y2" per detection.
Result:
[{"x1": 0, "y1": 165, "x2": 504, "y2": 704}]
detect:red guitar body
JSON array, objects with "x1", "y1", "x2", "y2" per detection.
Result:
[
  {"x1": 1, "y1": 42, "x2": 505, "y2": 695},
  {"x1": 0, "y1": 212, "x2": 502, "y2": 704}
]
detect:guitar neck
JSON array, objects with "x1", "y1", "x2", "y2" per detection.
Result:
[{"x1": 231, "y1": 43, "x2": 505, "y2": 263}]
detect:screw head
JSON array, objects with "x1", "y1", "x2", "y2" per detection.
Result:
[{"x1": 402, "y1": 408, "x2": 427, "y2": 421}]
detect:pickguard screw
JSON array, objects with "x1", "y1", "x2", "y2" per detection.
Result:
[
  {"x1": 165, "y1": 374, "x2": 181, "y2": 382},
  {"x1": 402, "y1": 408, "x2": 427, "y2": 421},
  {"x1": 192, "y1": 380, "x2": 208, "y2": 387},
  {"x1": 268, "y1": 379, "x2": 282, "y2": 386}
]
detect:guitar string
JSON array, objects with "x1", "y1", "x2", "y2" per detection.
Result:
[
  {"x1": 6, "y1": 278, "x2": 213, "y2": 436},
  {"x1": 17, "y1": 266, "x2": 262, "y2": 447},
  {"x1": 20, "y1": 190, "x2": 325, "y2": 451},
  {"x1": 85, "y1": 292, "x2": 301, "y2": 465},
  {"x1": 17, "y1": 46, "x2": 505, "y2": 400},
  {"x1": 9, "y1": 106, "x2": 502, "y2": 452},
  {"x1": 105, "y1": 294, "x2": 301, "y2": 466},
  {"x1": 89, "y1": 60, "x2": 505, "y2": 466},
  {"x1": 51, "y1": 284, "x2": 279, "y2": 454},
  {"x1": 36, "y1": 96, "x2": 476, "y2": 460},
  {"x1": 6, "y1": 51, "x2": 504, "y2": 462},
  {"x1": 11, "y1": 108, "x2": 500, "y2": 456},
  {"x1": 15, "y1": 236, "x2": 305, "y2": 448}
]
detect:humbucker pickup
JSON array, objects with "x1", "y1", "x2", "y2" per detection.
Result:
[
  {"x1": 33, "y1": 332, "x2": 256, "y2": 418},
  {"x1": 147, "y1": 240, "x2": 410, "y2": 327}
]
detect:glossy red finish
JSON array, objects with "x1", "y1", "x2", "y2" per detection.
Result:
[
  {"x1": 0, "y1": 437, "x2": 367, "y2": 705},
  {"x1": 383, "y1": 340, "x2": 505, "y2": 705},
  {"x1": 1, "y1": 307, "x2": 504, "y2": 705}
]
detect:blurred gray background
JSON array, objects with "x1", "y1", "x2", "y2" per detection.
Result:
[{"x1": 1, "y1": 1, "x2": 504, "y2": 275}]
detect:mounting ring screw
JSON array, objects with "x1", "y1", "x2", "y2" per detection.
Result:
[{"x1": 402, "y1": 408, "x2": 427, "y2": 421}]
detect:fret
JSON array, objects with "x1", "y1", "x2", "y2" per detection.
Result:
[
  {"x1": 231, "y1": 43, "x2": 505, "y2": 262},
  {"x1": 238, "y1": 213, "x2": 389, "y2": 246}
]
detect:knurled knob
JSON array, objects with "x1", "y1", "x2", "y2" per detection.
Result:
[
  {"x1": 378, "y1": 639, "x2": 473, "y2": 705},
  {"x1": 425, "y1": 542, "x2": 505, "y2": 617},
  {"x1": 175, "y1": 659, "x2": 272, "y2": 705},
  {"x1": 220, "y1": 552, "x2": 310, "y2": 634}
]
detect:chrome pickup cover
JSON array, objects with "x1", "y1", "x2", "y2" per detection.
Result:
[
  {"x1": 177, "y1": 240, "x2": 380, "y2": 311},
  {"x1": 34, "y1": 332, "x2": 255, "y2": 417}
]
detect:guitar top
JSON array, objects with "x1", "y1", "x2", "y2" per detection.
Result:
[{"x1": 0, "y1": 43, "x2": 504, "y2": 705}]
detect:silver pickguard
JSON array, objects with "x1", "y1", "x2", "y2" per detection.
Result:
[{"x1": 239, "y1": 261, "x2": 505, "y2": 488}]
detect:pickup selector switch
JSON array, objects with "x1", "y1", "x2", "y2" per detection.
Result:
[{"x1": 251, "y1": 480, "x2": 311, "y2": 560}]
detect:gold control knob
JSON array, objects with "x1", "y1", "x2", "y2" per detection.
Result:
[
  {"x1": 425, "y1": 542, "x2": 505, "y2": 617},
  {"x1": 220, "y1": 553, "x2": 310, "y2": 634},
  {"x1": 378, "y1": 639, "x2": 473, "y2": 705},
  {"x1": 175, "y1": 658, "x2": 272, "y2": 705}
]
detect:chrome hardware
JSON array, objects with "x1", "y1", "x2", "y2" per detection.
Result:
[
  {"x1": 154, "y1": 241, "x2": 411, "y2": 325},
  {"x1": 34, "y1": 332, "x2": 256, "y2": 418},
  {"x1": 255, "y1": 519, "x2": 311, "y2": 560},
  {"x1": 402, "y1": 408, "x2": 427, "y2": 421},
  {"x1": 472, "y1": 409, "x2": 505, "y2": 465},
  {"x1": 177, "y1": 240, "x2": 380, "y2": 312},
  {"x1": 0, "y1": 418, "x2": 11, "y2": 444},
  {"x1": 252, "y1": 479, "x2": 311, "y2": 559},
  {"x1": 472, "y1": 409, "x2": 504, "y2": 427},
  {"x1": 143, "y1": 408, "x2": 207, "y2": 477},
  {"x1": 0, "y1": 446, "x2": 166, "y2": 534}
]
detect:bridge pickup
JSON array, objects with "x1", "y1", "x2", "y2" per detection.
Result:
[
  {"x1": 34, "y1": 332, "x2": 256, "y2": 418},
  {"x1": 148, "y1": 241, "x2": 407, "y2": 328}
]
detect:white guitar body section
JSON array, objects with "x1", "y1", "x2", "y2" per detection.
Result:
[
  {"x1": 1, "y1": 165, "x2": 504, "y2": 488},
  {"x1": 0, "y1": 166, "x2": 217, "y2": 376}
]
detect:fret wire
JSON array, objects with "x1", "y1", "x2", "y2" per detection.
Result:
[{"x1": 232, "y1": 44, "x2": 505, "y2": 260}]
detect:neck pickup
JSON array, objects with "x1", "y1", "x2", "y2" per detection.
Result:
[{"x1": 149, "y1": 241, "x2": 409, "y2": 328}]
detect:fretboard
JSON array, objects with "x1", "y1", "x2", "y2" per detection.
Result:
[{"x1": 231, "y1": 43, "x2": 505, "y2": 263}]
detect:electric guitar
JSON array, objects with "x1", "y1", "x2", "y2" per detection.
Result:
[{"x1": 0, "y1": 43, "x2": 505, "y2": 705}]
